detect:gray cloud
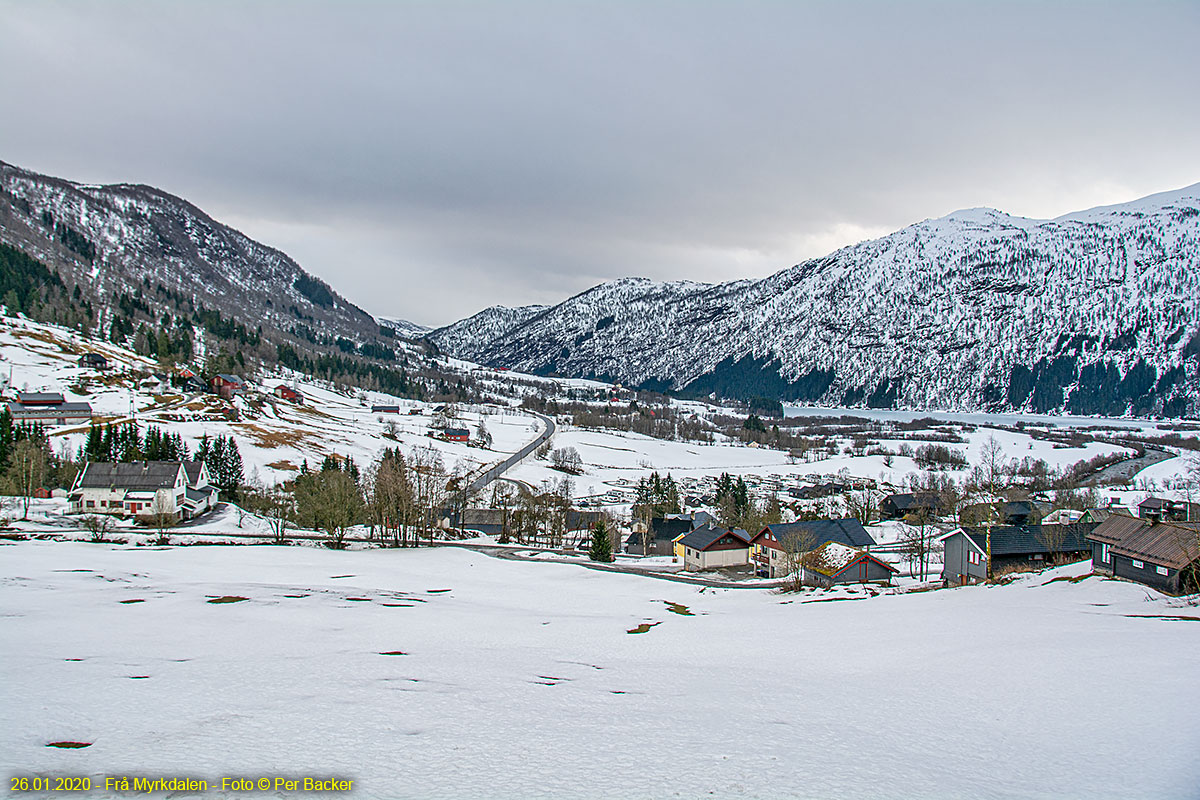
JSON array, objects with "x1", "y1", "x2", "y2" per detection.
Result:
[{"x1": 2, "y1": 1, "x2": 1198, "y2": 326}]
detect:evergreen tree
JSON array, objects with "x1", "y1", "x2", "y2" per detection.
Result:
[{"x1": 587, "y1": 519, "x2": 613, "y2": 563}]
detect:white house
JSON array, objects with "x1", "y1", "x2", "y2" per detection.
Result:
[{"x1": 70, "y1": 460, "x2": 219, "y2": 521}]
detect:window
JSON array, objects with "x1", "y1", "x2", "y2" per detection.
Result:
[
  {"x1": 1100, "y1": 543, "x2": 1110, "y2": 563},
  {"x1": 1131, "y1": 559, "x2": 1144, "y2": 569},
  {"x1": 1155, "y1": 566, "x2": 1168, "y2": 576}
]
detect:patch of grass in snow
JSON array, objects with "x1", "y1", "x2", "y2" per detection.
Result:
[
  {"x1": 626, "y1": 621, "x2": 662, "y2": 634},
  {"x1": 661, "y1": 601, "x2": 694, "y2": 615},
  {"x1": 379, "y1": 651, "x2": 409, "y2": 656},
  {"x1": 266, "y1": 459, "x2": 300, "y2": 472},
  {"x1": 119, "y1": 599, "x2": 145, "y2": 604},
  {"x1": 206, "y1": 595, "x2": 248, "y2": 604},
  {"x1": 46, "y1": 741, "x2": 91, "y2": 749},
  {"x1": 236, "y1": 424, "x2": 311, "y2": 449},
  {"x1": 1045, "y1": 574, "x2": 1093, "y2": 585}
]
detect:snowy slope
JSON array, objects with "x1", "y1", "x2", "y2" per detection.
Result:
[
  {"x1": 3, "y1": 542, "x2": 1198, "y2": 799},
  {"x1": 0, "y1": 315, "x2": 543, "y2": 486},
  {"x1": 0, "y1": 159, "x2": 381, "y2": 347},
  {"x1": 429, "y1": 185, "x2": 1200, "y2": 417}
]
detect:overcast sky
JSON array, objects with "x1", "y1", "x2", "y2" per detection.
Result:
[{"x1": 2, "y1": 1, "x2": 1197, "y2": 327}]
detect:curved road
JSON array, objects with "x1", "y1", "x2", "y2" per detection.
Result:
[{"x1": 467, "y1": 410, "x2": 556, "y2": 493}]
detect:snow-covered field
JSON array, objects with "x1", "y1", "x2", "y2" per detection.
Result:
[{"x1": 3, "y1": 541, "x2": 1197, "y2": 799}]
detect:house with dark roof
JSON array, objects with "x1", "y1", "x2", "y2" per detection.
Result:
[
  {"x1": 679, "y1": 527, "x2": 751, "y2": 571},
  {"x1": 372, "y1": 404, "x2": 401, "y2": 414},
  {"x1": 70, "y1": 460, "x2": 218, "y2": 521},
  {"x1": 443, "y1": 427, "x2": 470, "y2": 442},
  {"x1": 1079, "y1": 506, "x2": 1132, "y2": 525},
  {"x1": 747, "y1": 519, "x2": 876, "y2": 578},
  {"x1": 78, "y1": 353, "x2": 109, "y2": 369},
  {"x1": 459, "y1": 508, "x2": 508, "y2": 537},
  {"x1": 1138, "y1": 497, "x2": 1200, "y2": 523},
  {"x1": 941, "y1": 524, "x2": 1093, "y2": 584},
  {"x1": 880, "y1": 492, "x2": 944, "y2": 520},
  {"x1": 799, "y1": 542, "x2": 897, "y2": 587},
  {"x1": 1088, "y1": 513, "x2": 1200, "y2": 595},
  {"x1": 7, "y1": 390, "x2": 92, "y2": 427},
  {"x1": 627, "y1": 515, "x2": 697, "y2": 556}
]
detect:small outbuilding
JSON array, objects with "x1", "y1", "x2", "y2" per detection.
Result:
[
  {"x1": 274, "y1": 384, "x2": 305, "y2": 404},
  {"x1": 211, "y1": 374, "x2": 246, "y2": 400},
  {"x1": 78, "y1": 353, "x2": 109, "y2": 369},
  {"x1": 799, "y1": 542, "x2": 897, "y2": 587}
]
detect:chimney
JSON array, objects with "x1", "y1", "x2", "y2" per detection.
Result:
[{"x1": 1145, "y1": 510, "x2": 1162, "y2": 526}]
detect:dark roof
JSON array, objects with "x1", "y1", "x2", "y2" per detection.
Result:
[
  {"x1": 567, "y1": 510, "x2": 603, "y2": 530},
  {"x1": 883, "y1": 492, "x2": 942, "y2": 511},
  {"x1": 756, "y1": 519, "x2": 876, "y2": 549},
  {"x1": 647, "y1": 517, "x2": 693, "y2": 542},
  {"x1": 444, "y1": 427, "x2": 470, "y2": 437},
  {"x1": 1088, "y1": 513, "x2": 1200, "y2": 570},
  {"x1": 184, "y1": 486, "x2": 217, "y2": 503},
  {"x1": 80, "y1": 353, "x2": 108, "y2": 363},
  {"x1": 678, "y1": 526, "x2": 750, "y2": 551},
  {"x1": 214, "y1": 374, "x2": 245, "y2": 384},
  {"x1": 76, "y1": 461, "x2": 184, "y2": 491},
  {"x1": 8, "y1": 401, "x2": 93, "y2": 415},
  {"x1": 15, "y1": 392, "x2": 66, "y2": 405},
  {"x1": 182, "y1": 460, "x2": 205, "y2": 486},
  {"x1": 962, "y1": 524, "x2": 1093, "y2": 557},
  {"x1": 462, "y1": 508, "x2": 506, "y2": 526}
]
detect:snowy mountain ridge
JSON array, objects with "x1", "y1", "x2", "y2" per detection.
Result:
[
  {"x1": 429, "y1": 184, "x2": 1200, "y2": 417},
  {"x1": 0, "y1": 159, "x2": 382, "y2": 347}
]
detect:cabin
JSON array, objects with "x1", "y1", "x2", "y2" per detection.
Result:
[
  {"x1": 372, "y1": 404, "x2": 401, "y2": 414},
  {"x1": 274, "y1": 384, "x2": 304, "y2": 404},
  {"x1": 211, "y1": 374, "x2": 246, "y2": 400},
  {"x1": 443, "y1": 427, "x2": 470, "y2": 442},
  {"x1": 679, "y1": 527, "x2": 751, "y2": 571},
  {"x1": 7, "y1": 391, "x2": 92, "y2": 427},
  {"x1": 748, "y1": 519, "x2": 876, "y2": 578},
  {"x1": 880, "y1": 492, "x2": 944, "y2": 520},
  {"x1": 180, "y1": 376, "x2": 208, "y2": 393},
  {"x1": 69, "y1": 460, "x2": 219, "y2": 521},
  {"x1": 77, "y1": 353, "x2": 109, "y2": 369},
  {"x1": 1088, "y1": 513, "x2": 1199, "y2": 595},
  {"x1": 944, "y1": 524, "x2": 1093, "y2": 583},
  {"x1": 1138, "y1": 497, "x2": 1200, "y2": 524},
  {"x1": 799, "y1": 542, "x2": 897, "y2": 587},
  {"x1": 459, "y1": 508, "x2": 508, "y2": 537}
]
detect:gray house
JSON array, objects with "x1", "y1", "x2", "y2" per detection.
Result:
[
  {"x1": 747, "y1": 518, "x2": 876, "y2": 578},
  {"x1": 941, "y1": 524, "x2": 1093, "y2": 584},
  {"x1": 939, "y1": 528, "x2": 988, "y2": 585},
  {"x1": 1088, "y1": 513, "x2": 1199, "y2": 595}
]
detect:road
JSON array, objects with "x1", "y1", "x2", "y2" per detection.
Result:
[{"x1": 467, "y1": 410, "x2": 556, "y2": 493}]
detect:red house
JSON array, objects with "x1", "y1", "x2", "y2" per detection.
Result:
[
  {"x1": 444, "y1": 427, "x2": 470, "y2": 442},
  {"x1": 274, "y1": 384, "x2": 304, "y2": 404},
  {"x1": 211, "y1": 374, "x2": 246, "y2": 400}
]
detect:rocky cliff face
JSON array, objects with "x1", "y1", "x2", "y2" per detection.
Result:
[{"x1": 430, "y1": 186, "x2": 1200, "y2": 417}]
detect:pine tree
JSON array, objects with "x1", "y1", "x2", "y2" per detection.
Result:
[{"x1": 588, "y1": 519, "x2": 613, "y2": 563}]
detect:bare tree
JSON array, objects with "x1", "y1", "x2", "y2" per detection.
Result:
[
  {"x1": 844, "y1": 487, "x2": 879, "y2": 526},
  {"x1": 294, "y1": 470, "x2": 364, "y2": 548},
  {"x1": 410, "y1": 445, "x2": 446, "y2": 544},
  {"x1": 5, "y1": 439, "x2": 46, "y2": 520},
  {"x1": 778, "y1": 526, "x2": 819, "y2": 591},
  {"x1": 897, "y1": 506, "x2": 938, "y2": 581},
  {"x1": 145, "y1": 492, "x2": 177, "y2": 545},
  {"x1": 980, "y1": 435, "x2": 1006, "y2": 496},
  {"x1": 82, "y1": 514, "x2": 114, "y2": 543},
  {"x1": 550, "y1": 447, "x2": 584, "y2": 474},
  {"x1": 1036, "y1": 523, "x2": 1070, "y2": 566}
]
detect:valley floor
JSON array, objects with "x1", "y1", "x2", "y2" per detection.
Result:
[{"x1": 3, "y1": 540, "x2": 1198, "y2": 799}]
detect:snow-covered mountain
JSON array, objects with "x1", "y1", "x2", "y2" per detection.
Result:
[
  {"x1": 0, "y1": 159, "x2": 380, "y2": 345},
  {"x1": 378, "y1": 317, "x2": 432, "y2": 338},
  {"x1": 430, "y1": 185, "x2": 1200, "y2": 417}
]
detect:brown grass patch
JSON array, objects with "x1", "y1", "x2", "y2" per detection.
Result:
[
  {"x1": 236, "y1": 424, "x2": 310, "y2": 449},
  {"x1": 207, "y1": 595, "x2": 248, "y2": 604},
  {"x1": 47, "y1": 741, "x2": 92, "y2": 749},
  {"x1": 626, "y1": 621, "x2": 662, "y2": 634},
  {"x1": 266, "y1": 460, "x2": 299, "y2": 472}
]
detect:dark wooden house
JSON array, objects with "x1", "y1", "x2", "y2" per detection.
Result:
[
  {"x1": 1088, "y1": 513, "x2": 1200, "y2": 595},
  {"x1": 1138, "y1": 497, "x2": 1200, "y2": 524},
  {"x1": 880, "y1": 492, "x2": 944, "y2": 520}
]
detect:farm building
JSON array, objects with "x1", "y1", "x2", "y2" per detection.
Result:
[
  {"x1": 211, "y1": 374, "x2": 247, "y2": 400},
  {"x1": 274, "y1": 385, "x2": 304, "y2": 404}
]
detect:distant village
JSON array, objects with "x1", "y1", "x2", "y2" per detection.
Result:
[{"x1": 2, "y1": 347, "x2": 1198, "y2": 600}]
